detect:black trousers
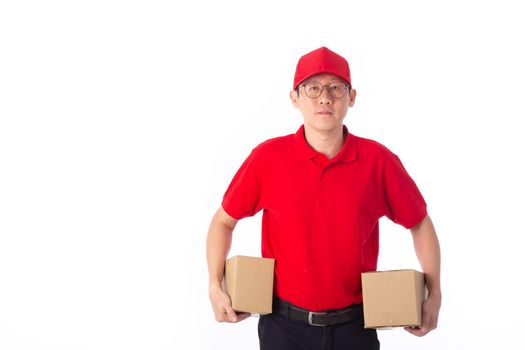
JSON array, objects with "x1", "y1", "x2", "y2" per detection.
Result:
[{"x1": 258, "y1": 311, "x2": 380, "y2": 350}]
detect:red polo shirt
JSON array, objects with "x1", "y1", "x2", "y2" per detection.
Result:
[{"x1": 222, "y1": 125, "x2": 427, "y2": 311}]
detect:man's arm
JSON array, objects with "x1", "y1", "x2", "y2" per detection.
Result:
[
  {"x1": 405, "y1": 214, "x2": 442, "y2": 337},
  {"x1": 206, "y1": 206, "x2": 250, "y2": 323}
]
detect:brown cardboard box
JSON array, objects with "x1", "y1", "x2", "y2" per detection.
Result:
[
  {"x1": 361, "y1": 270, "x2": 426, "y2": 329},
  {"x1": 224, "y1": 255, "x2": 275, "y2": 315}
]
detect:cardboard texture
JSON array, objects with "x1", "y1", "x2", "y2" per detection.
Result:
[
  {"x1": 361, "y1": 270, "x2": 426, "y2": 329},
  {"x1": 224, "y1": 255, "x2": 275, "y2": 315}
]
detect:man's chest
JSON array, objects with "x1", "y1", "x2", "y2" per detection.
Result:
[{"x1": 260, "y1": 159, "x2": 382, "y2": 219}]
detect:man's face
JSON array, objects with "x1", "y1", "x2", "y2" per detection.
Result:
[{"x1": 290, "y1": 73, "x2": 356, "y2": 134}]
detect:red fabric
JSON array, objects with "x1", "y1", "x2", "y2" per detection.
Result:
[
  {"x1": 293, "y1": 47, "x2": 351, "y2": 89},
  {"x1": 222, "y1": 125, "x2": 427, "y2": 311}
]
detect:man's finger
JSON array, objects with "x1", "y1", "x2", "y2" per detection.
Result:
[
  {"x1": 404, "y1": 327, "x2": 421, "y2": 336},
  {"x1": 404, "y1": 325, "x2": 429, "y2": 337},
  {"x1": 235, "y1": 312, "x2": 251, "y2": 322},
  {"x1": 215, "y1": 309, "x2": 228, "y2": 322},
  {"x1": 225, "y1": 306, "x2": 238, "y2": 322}
]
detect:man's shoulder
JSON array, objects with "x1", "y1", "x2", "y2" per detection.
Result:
[
  {"x1": 352, "y1": 134, "x2": 397, "y2": 159},
  {"x1": 252, "y1": 132, "x2": 295, "y2": 154}
]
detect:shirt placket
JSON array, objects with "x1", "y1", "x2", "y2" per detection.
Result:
[{"x1": 312, "y1": 154, "x2": 332, "y2": 201}]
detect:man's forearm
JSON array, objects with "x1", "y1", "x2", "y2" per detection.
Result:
[
  {"x1": 206, "y1": 208, "x2": 236, "y2": 288},
  {"x1": 410, "y1": 215, "x2": 441, "y2": 295},
  {"x1": 206, "y1": 207, "x2": 249, "y2": 323},
  {"x1": 406, "y1": 214, "x2": 442, "y2": 336}
]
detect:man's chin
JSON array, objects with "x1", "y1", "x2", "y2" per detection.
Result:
[{"x1": 305, "y1": 120, "x2": 344, "y2": 133}]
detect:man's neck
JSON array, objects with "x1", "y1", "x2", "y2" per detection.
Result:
[{"x1": 304, "y1": 125, "x2": 345, "y2": 160}]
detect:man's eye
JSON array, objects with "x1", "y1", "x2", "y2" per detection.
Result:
[{"x1": 308, "y1": 86, "x2": 320, "y2": 92}]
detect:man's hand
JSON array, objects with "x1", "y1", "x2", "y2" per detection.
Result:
[
  {"x1": 404, "y1": 292, "x2": 441, "y2": 336},
  {"x1": 209, "y1": 284, "x2": 250, "y2": 323}
]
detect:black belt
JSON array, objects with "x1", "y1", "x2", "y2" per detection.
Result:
[{"x1": 272, "y1": 297, "x2": 363, "y2": 327}]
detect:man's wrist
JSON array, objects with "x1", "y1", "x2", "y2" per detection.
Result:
[
  {"x1": 209, "y1": 280, "x2": 223, "y2": 294},
  {"x1": 428, "y1": 289, "x2": 442, "y2": 299}
]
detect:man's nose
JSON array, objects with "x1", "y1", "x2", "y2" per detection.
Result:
[{"x1": 318, "y1": 87, "x2": 333, "y2": 104}]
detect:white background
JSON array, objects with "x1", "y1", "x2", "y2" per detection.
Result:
[{"x1": 1, "y1": 1, "x2": 524, "y2": 349}]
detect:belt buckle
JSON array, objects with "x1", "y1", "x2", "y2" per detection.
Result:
[{"x1": 308, "y1": 311, "x2": 328, "y2": 326}]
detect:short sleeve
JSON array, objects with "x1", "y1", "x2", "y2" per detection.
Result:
[
  {"x1": 382, "y1": 152, "x2": 427, "y2": 229},
  {"x1": 221, "y1": 149, "x2": 263, "y2": 220}
]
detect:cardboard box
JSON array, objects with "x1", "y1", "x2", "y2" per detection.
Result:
[
  {"x1": 361, "y1": 269, "x2": 426, "y2": 329},
  {"x1": 224, "y1": 255, "x2": 275, "y2": 315}
]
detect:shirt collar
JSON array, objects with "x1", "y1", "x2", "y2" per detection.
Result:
[{"x1": 293, "y1": 125, "x2": 357, "y2": 163}]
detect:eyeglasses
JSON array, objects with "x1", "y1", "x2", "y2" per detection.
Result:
[{"x1": 300, "y1": 81, "x2": 349, "y2": 99}]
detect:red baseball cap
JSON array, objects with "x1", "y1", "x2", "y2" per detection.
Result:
[{"x1": 293, "y1": 47, "x2": 351, "y2": 90}]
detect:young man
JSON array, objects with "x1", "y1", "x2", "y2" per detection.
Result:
[{"x1": 206, "y1": 47, "x2": 441, "y2": 350}]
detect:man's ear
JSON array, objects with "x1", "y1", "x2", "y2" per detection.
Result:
[
  {"x1": 290, "y1": 90, "x2": 299, "y2": 108},
  {"x1": 348, "y1": 89, "x2": 357, "y2": 107}
]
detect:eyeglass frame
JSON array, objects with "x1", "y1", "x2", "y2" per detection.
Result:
[{"x1": 297, "y1": 80, "x2": 351, "y2": 99}]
